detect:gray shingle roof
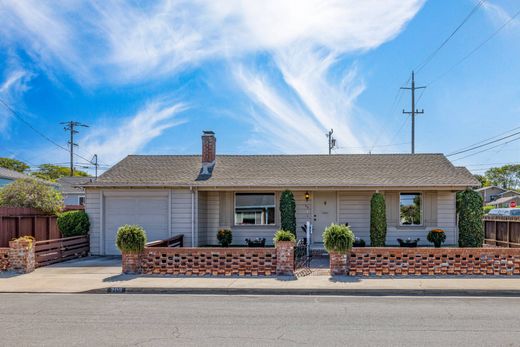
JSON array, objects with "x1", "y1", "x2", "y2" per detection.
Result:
[
  {"x1": 57, "y1": 177, "x2": 93, "y2": 194},
  {"x1": 0, "y1": 167, "x2": 32, "y2": 180},
  {"x1": 87, "y1": 154, "x2": 479, "y2": 188}
]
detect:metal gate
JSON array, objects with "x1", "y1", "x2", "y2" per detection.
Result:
[{"x1": 294, "y1": 239, "x2": 310, "y2": 269}]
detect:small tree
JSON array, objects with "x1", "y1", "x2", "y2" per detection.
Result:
[
  {"x1": 457, "y1": 189, "x2": 484, "y2": 247},
  {"x1": 217, "y1": 229, "x2": 232, "y2": 247},
  {"x1": 370, "y1": 192, "x2": 387, "y2": 246},
  {"x1": 280, "y1": 190, "x2": 296, "y2": 237},
  {"x1": 57, "y1": 210, "x2": 90, "y2": 237},
  {"x1": 0, "y1": 178, "x2": 63, "y2": 214}
]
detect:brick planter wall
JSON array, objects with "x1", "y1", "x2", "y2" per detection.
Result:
[
  {"x1": 275, "y1": 241, "x2": 295, "y2": 275},
  {"x1": 122, "y1": 253, "x2": 142, "y2": 274},
  {"x1": 349, "y1": 247, "x2": 520, "y2": 276},
  {"x1": 7, "y1": 239, "x2": 35, "y2": 273},
  {"x1": 0, "y1": 248, "x2": 9, "y2": 271},
  {"x1": 140, "y1": 247, "x2": 278, "y2": 276},
  {"x1": 329, "y1": 252, "x2": 348, "y2": 276}
]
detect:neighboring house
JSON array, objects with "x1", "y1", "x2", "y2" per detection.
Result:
[
  {"x1": 84, "y1": 131, "x2": 479, "y2": 255},
  {"x1": 57, "y1": 176, "x2": 93, "y2": 206},
  {"x1": 486, "y1": 190, "x2": 520, "y2": 208},
  {"x1": 475, "y1": 186, "x2": 507, "y2": 204},
  {"x1": 0, "y1": 167, "x2": 32, "y2": 187}
]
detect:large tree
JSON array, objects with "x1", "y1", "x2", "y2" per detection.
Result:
[
  {"x1": 484, "y1": 164, "x2": 520, "y2": 190},
  {"x1": 0, "y1": 157, "x2": 29, "y2": 173},
  {"x1": 31, "y1": 164, "x2": 89, "y2": 181},
  {"x1": 473, "y1": 174, "x2": 490, "y2": 188}
]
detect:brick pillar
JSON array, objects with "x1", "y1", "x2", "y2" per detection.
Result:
[
  {"x1": 329, "y1": 251, "x2": 348, "y2": 276},
  {"x1": 276, "y1": 241, "x2": 295, "y2": 275},
  {"x1": 122, "y1": 253, "x2": 142, "y2": 274},
  {"x1": 8, "y1": 239, "x2": 36, "y2": 274}
]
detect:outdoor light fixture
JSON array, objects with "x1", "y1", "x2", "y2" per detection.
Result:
[{"x1": 305, "y1": 191, "x2": 310, "y2": 201}]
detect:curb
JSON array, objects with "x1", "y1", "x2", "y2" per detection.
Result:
[{"x1": 82, "y1": 287, "x2": 520, "y2": 297}]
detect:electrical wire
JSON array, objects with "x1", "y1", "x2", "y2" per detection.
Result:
[
  {"x1": 415, "y1": 0, "x2": 487, "y2": 73},
  {"x1": 447, "y1": 130, "x2": 520, "y2": 157}
]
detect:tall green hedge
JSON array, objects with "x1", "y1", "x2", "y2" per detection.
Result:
[
  {"x1": 370, "y1": 193, "x2": 387, "y2": 246},
  {"x1": 280, "y1": 190, "x2": 296, "y2": 236},
  {"x1": 457, "y1": 189, "x2": 484, "y2": 247},
  {"x1": 57, "y1": 210, "x2": 90, "y2": 237}
]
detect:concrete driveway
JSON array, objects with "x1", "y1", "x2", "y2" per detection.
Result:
[{"x1": 0, "y1": 256, "x2": 122, "y2": 293}]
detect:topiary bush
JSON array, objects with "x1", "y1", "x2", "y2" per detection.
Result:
[
  {"x1": 57, "y1": 210, "x2": 90, "y2": 237},
  {"x1": 217, "y1": 229, "x2": 232, "y2": 247},
  {"x1": 0, "y1": 178, "x2": 63, "y2": 215},
  {"x1": 280, "y1": 190, "x2": 296, "y2": 237},
  {"x1": 370, "y1": 192, "x2": 387, "y2": 246},
  {"x1": 457, "y1": 189, "x2": 484, "y2": 247},
  {"x1": 116, "y1": 225, "x2": 147, "y2": 254},
  {"x1": 273, "y1": 229, "x2": 296, "y2": 244},
  {"x1": 323, "y1": 224, "x2": 355, "y2": 253}
]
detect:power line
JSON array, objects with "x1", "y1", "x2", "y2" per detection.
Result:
[
  {"x1": 447, "y1": 130, "x2": 520, "y2": 157},
  {"x1": 451, "y1": 135, "x2": 520, "y2": 161},
  {"x1": 449, "y1": 125, "x2": 520, "y2": 154},
  {"x1": 427, "y1": 7, "x2": 520, "y2": 86},
  {"x1": 415, "y1": 0, "x2": 487, "y2": 73}
]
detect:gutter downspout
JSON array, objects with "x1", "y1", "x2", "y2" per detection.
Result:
[{"x1": 191, "y1": 186, "x2": 195, "y2": 247}]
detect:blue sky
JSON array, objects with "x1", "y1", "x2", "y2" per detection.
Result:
[{"x1": 0, "y1": 0, "x2": 519, "y2": 175}]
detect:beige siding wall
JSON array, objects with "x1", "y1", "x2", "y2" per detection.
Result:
[
  {"x1": 199, "y1": 191, "x2": 220, "y2": 245},
  {"x1": 386, "y1": 190, "x2": 456, "y2": 246},
  {"x1": 295, "y1": 191, "x2": 312, "y2": 238},
  {"x1": 85, "y1": 189, "x2": 101, "y2": 255},
  {"x1": 338, "y1": 191, "x2": 372, "y2": 242},
  {"x1": 171, "y1": 189, "x2": 194, "y2": 247}
]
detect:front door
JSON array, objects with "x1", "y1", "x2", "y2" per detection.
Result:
[{"x1": 312, "y1": 191, "x2": 337, "y2": 243}]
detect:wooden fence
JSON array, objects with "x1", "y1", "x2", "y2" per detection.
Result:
[
  {"x1": 146, "y1": 234, "x2": 184, "y2": 248},
  {"x1": 484, "y1": 215, "x2": 520, "y2": 248},
  {"x1": 0, "y1": 207, "x2": 60, "y2": 247},
  {"x1": 35, "y1": 235, "x2": 89, "y2": 267}
]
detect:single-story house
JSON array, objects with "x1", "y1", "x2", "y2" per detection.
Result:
[
  {"x1": 486, "y1": 193, "x2": 520, "y2": 208},
  {"x1": 84, "y1": 131, "x2": 479, "y2": 255},
  {"x1": 476, "y1": 185, "x2": 507, "y2": 204},
  {"x1": 57, "y1": 176, "x2": 92, "y2": 206},
  {"x1": 0, "y1": 167, "x2": 32, "y2": 187}
]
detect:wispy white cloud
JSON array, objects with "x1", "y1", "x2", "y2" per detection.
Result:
[
  {"x1": 0, "y1": 0, "x2": 424, "y2": 155},
  {"x1": 0, "y1": 67, "x2": 33, "y2": 133},
  {"x1": 79, "y1": 100, "x2": 188, "y2": 165}
]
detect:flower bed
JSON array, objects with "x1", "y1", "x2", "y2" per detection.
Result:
[{"x1": 349, "y1": 247, "x2": 520, "y2": 276}]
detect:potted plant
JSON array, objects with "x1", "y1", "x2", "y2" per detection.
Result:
[
  {"x1": 323, "y1": 224, "x2": 355, "y2": 275},
  {"x1": 217, "y1": 229, "x2": 232, "y2": 247},
  {"x1": 427, "y1": 229, "x2": 446, "y2": 248},
  {"x1": 397, "y1": 238, "x2": 420, "y2": 247},
  {"x1": 273, "y1": 230, "x2": 296, "y2": 244},
  {"x1": 245, "y1": 238, "x2": 266, "y2": 247},
  {"x1": 353, "y1": 237, "x2": 366, "y2": 247}
]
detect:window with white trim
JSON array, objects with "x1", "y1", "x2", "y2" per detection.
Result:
[
  {"x1": 399, "y1": 192, "x2": 422, "y2": 226},
  {"x1": 234, "y1": 193, "x2": 275, "y2": 225}
]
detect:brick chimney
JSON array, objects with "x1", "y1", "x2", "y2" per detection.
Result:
[{"x1": 201, "y1": 131, "x2": 216, "y2": 175}]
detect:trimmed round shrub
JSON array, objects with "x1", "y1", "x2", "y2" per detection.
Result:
[
  {"x1": 116, "y1": 225, "x2": 147, "y2": 254},
  {"x1": 217, "y1": 229, "x2": 232, "y2": 247},
  {"x1": 457, "y1": 189, "x2": 484, "y2": 247},
  {"x1": 280, "y1": 190, "x2": 296, "y2": 236},
  {"x1": 427, "y1": 229, "x2": 446, "y2": 248},
  {"x1": 370, "y1": 192, "x2": 387, "y2": 246},
  {"x1": 323, "y1": 224, "x2": 355, "y2": 253},
  {"x1": 57, "y1": 210, "x2": 90, "y2": 237},
  {"x1": 0, "y1": 178, "x2": 63, "y2": 215},
  {"x1": 273, "y1": 230, "x2": 296, "y2": 244}
]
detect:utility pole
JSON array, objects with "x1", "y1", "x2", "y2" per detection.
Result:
[
  {"x1": 91, "y1": 154, "x2": 98, "y2": 180},
  {"x1": 61, "y1": 121, "x2": 89, "y2": 176},
  {"x1": 326, "y1": 129, "x2": 336, "y2": 155},
  {"x1": 401, "y1": 71, "x2": 425, "y2": 154}
]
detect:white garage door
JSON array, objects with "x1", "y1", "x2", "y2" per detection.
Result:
[{"x1": 104, "y1": 195, "x2": 169, "y2": 255}]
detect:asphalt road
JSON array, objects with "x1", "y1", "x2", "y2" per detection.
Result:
[{"x1": 0, "y1": 294, "x2": 519, "y2": 346}]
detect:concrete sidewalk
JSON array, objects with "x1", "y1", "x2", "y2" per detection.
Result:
[{"x1": 1, "y1": 256, "x2": 520, "y2": 296}]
